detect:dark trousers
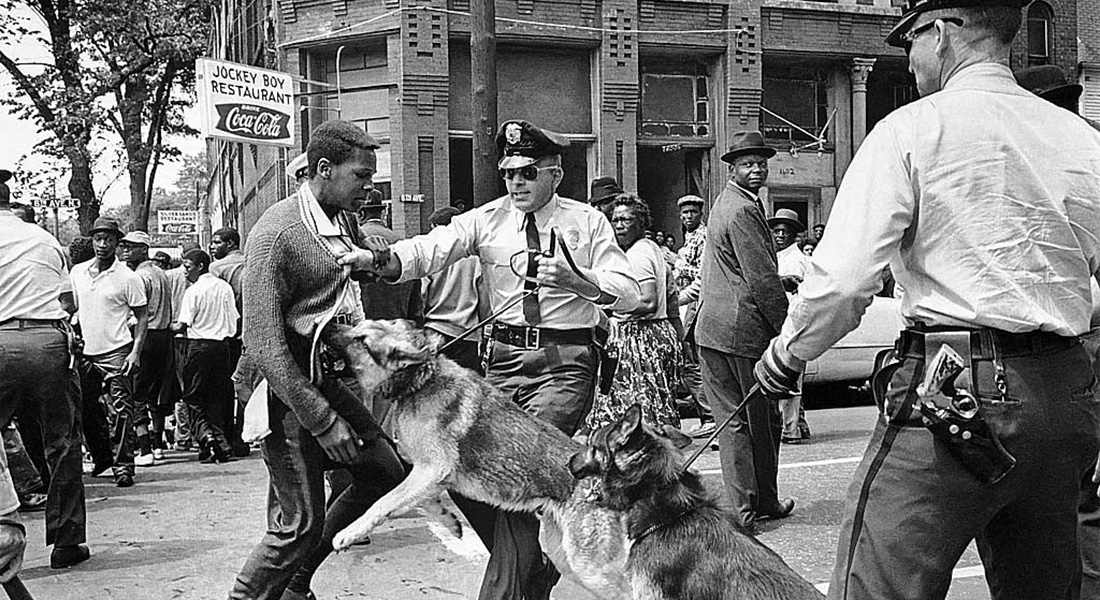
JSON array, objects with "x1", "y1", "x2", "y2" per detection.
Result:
[
  {"x1": 698, "y1": 346, "x2": 783, "y2": 527},
  {"x1": 682, "y1": 336, "x2": 711, "y2": 421},
  {"x1": 468, "y1": 339, "x2": 598, "y2": 600},
  {"x1": 0, "y1": 324, "x2": 86, "y2": 547},
  {"x1": 81, "y1": 344, "x2": 138, "y2": 476},
  {"x1": 827, "y1": 339, "x2": 1099, "y2": 600},
  {"x1": 180, "y1": 339, "x2": 234, "y2": 449},
  {"x1": 135, "y1": 329, "x2": 173, "y2": 446},
  {"x1": 229, "y1": 334, "x2": 405, "y2": 600}
]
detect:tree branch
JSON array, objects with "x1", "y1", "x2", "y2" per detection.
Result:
[{"x1": 0, "y1": 49, "x2": 56, "y2": 123}]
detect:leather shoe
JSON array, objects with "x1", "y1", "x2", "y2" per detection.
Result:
[
  {"x1": 115, "y1": 473, "x2": 134, "y2": 488},
  {"x1": 19, "y1": 492, "x2": 48, "y2": 512},
  {"x1": 759, "y1": 498, "x2": 795, "y2": 520},
  {"x1": 51, "y1": 544, "x2": 90, "y2": 569},
  {"x1": 279, "y1": 589, "x2": 317, "y2": 600}
]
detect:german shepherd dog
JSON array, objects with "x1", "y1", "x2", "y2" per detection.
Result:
[
  {"x1": 326, "y1": 319, "x2": 632, "y2": 598},
  {"x1": 570, "y1": 404, "x2": 824, "y2": 600}
]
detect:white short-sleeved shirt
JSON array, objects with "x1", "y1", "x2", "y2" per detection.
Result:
[
  {"x1": 70, "y1": 258, "x2": 147, "y2": 355},
  {"x1": 0, "y1": 211, "x2": 70, "y2": 321},
  {"x1": 615, "y1": 238, "x2": 666, "y2": 320},
  {"x1": 178, "y1": 273, "x2": 239, "y2": 340}
]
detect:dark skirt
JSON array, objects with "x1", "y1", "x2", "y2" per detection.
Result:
[{"x1": 587, "y1": 318, "x2": 682, "y2": 430}]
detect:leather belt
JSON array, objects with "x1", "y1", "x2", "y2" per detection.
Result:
[
  {"x1": 0, "y1": 318, "x2": 62, "y2": 330},
  {"x1": 896, "y1": 328, "x2": 1077, "y2": 360},
  {"x1": 491, "y1": 323, "x2": 594, "y2": 350}
]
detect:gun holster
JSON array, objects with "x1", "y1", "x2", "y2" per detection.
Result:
[{"x1": 915, "y1": 332, "x2": 1016, "y2": 485}]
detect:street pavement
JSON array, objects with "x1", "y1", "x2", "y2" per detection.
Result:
[{"x1": 16, "y1": 405, "x2": 996, "y2": 600}]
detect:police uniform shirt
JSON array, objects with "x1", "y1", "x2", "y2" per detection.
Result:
[
  {"x1": 778, "y1": 63, "x2": 1100, "y2": 363},
  {"x1": 391, "y1": 194, "x2": 640, "y2": 329},
  {"x1": 70, "y1": 257, "x2": 148, "y2": 355},
  {"x1": 177, "y1": 272, "x2": 239, "y2": 340},
  {"x1": 0, "y1": 209, "x2": 70, "y2": 321}
]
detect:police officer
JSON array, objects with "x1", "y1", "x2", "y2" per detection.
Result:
[
  {"x1": 342, "y1": 119, "x2": 640, "y2": 600},
  {"x1": 750, "y1": 0, "x2": 1100, "y2": 598}
]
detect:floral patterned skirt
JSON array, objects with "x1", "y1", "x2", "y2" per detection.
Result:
[{"x1": 586, "y1": 318, "x2": 682, "y2": 431}]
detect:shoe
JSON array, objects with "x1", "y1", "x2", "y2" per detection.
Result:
[
  {"x1": 232, "y1": 443, "x2": 252, "y2": 458},
  {"x1": 197, "y1": 438, "x2": 211, "y2": 462},
  {"x1": 152, "y1": 448, "x2": 165, "y2": 460},
  {"x1": 279, "y1": 589, "x2": 317, "y2": 600},
  {"x1": 87, "y1": 460, "x2": 114, "y2": 477},
  {"x1": 781, "y1": 436, "x2": 803, "y2": 445},
  {"x1": 687, "y1": 421, "x2": 716, "y2": 439},
  {"x1": 759, "y1": 498, "x2": 795, "y2": 520},
  {"x1": 18, "y1": 493, "x2": 47, "y2": 513},
  {"x1": 135, "y1": 453, "x2": 156, "y2": 467},
  {"x1": 115, "y1": 473, "x2": 134, "y2": 488},
  {"x1": 200, "y1": 439, "x2": 233, "y2": 464},
  {"x1": 51, "y1": 544, "x2": 90, "y2": 569}
]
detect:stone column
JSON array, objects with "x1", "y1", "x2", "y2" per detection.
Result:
[
  {"x1": 596, "y1": 0, "x2": 640, "y2": 190},
  {"x1": 849, "y1": 58, "x2": 876, "y2": 152}
]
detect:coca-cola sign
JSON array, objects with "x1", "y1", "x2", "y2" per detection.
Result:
[
  {"x1": 196, "y1": 58, "x2": 296, "y2": 147},
  {"x1": 215, "y1": 104, "x2": 291, "y2": 142}
]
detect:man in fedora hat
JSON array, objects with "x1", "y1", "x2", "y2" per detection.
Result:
[
  {"x1": 767, "y1": 208, "x2": 812, "y2": 444},
  {"x1": 70, "y1": 217, "x2": 149, "y2": 488},
  {"x1": 587, "y1": 176, "x2": 623, "y2": 219},
  {"x1": 750, "y1": 0, "x2": 1100, "y2": 596},
  {"x1": 342, "y1": 118, "x2": 639, "y2": 600},
  {"x1": 691, "y1": 130, "x2": 794, "y2": 531},
  {"x1": 673, "y1": 194, "x2": 713, "y2": 436}
]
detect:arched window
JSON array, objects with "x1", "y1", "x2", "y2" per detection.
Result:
[{"x1": 1027, "y1": 2, "x2": 1054, "y2": 66}]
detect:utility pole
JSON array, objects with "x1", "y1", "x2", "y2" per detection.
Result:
[{"x1": 471, "y1": 0, "x2": 498, "y2": 207}]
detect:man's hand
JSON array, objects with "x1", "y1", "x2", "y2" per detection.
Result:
[
  {"x1": 534, "y1": 252, "x2": 601, "y2": 299},
  {"x1": 780, "y1": 274, "x2": 803, "y2": 294},
  {"x1": 315, "y1": 416, "x2": 363, "y2": 464},
  {"x1": 753, "y1": 339, "x2": 805, "y2": 401},
  {"x1": 336, "y1": 248, "x2": 378, "y2": 271},
  {"x1": 0, "y1": 522, "x2": 25, "y2": 583},
  {"x1": 121, "y1": 350, "x2": 141, "y2": 377}
]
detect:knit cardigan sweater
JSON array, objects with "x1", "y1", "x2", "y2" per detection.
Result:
[{"x1": 243, "y1": 196, "x2": 354, "y2": 435}]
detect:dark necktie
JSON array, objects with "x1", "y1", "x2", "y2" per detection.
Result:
[{"x1": 523, "y1": 213, "x2": 542, "y2": 325}]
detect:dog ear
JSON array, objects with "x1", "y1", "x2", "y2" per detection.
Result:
[
  {"x1": 384, "y1": 326, "x2": 437, "y2": 369},
  {"x1": 660, "y1": 424, "x2": 694, "y2": 450},
  {"x1": 608, "y1": 404, "x2": 643, "y2": 450}
]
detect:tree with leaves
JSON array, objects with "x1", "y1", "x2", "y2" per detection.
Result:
[{"x1": 0, "y1": 0, "x2": 212, "y2": 234}]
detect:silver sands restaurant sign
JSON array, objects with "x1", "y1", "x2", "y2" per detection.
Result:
[{"x1": 196, "y1": 58, "x2": 295, "y2": 147}]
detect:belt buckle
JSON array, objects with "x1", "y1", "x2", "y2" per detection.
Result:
[{"x1": 524, "y1": 327, "x2": 540, "y2": 350}]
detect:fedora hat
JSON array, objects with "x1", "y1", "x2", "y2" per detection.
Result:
[
  {"x1": 1014, "y1": 65, "x2": 1082, "y2": 110},
  {"x1": 721, "y1": 131, "x2": 776, "y2": 164},
  {"x1": 0, "y1": 169, "x2": 11, "y2": 184},
  {"x1": 88, "y1": 217, "x2": 124, "y2": 238},
  {"x1": 767, "y1": 208, "x2": 805, "y2": 233},
  {"x1": 588, "y1": 177, "x2": 623, "y2": 206},
  {"x1": 886, "y1": 0, "x2": 1029, "y2": 48}
]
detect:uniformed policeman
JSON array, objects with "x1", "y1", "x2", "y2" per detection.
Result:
[
  {"x1": 750, "y1": 0, "x2": 1100, "y2": 598},
  {"x1": 342, "y1": 119, "x2": 640, "y2": 600}
]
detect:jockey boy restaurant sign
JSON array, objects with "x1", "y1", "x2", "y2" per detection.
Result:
[{"x1": 195, "y1": 58, "x2": 295, "y2": 147}]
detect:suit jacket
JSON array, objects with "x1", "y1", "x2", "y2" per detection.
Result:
[
  {"x1": 358, "y1": 220, "x2": 424, "y2": 323},
  {"x1": 691, "y1": 181, "x2": 788, "y2": 358}
]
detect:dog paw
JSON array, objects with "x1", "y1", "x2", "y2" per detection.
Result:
[{"x1": 332, "y1": 528, "x2": 372, "y2": 552}]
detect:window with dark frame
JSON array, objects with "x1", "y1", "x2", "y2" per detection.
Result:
[
  {"x1": 639, "y1": 63, "x2": 710, "y2": 138},
  {"x1": 1027, "y1": 2, "x2": 1054, "y2": 66},
  {"x1": 761, "y1": 72, "x2": 830, "y2": 147}
]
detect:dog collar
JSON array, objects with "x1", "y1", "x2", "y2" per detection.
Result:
[{"x1": 631, "y1": 506, "x2": 695, "y2": 543}]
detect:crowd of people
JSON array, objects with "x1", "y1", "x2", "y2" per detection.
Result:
[{"x1": 1, "y1": 0, "x2": 1099, "y2": 597}]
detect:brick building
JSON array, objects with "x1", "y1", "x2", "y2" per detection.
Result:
[{"x1": 206, "y1": 0, "x2": 1079, "y2": 241}]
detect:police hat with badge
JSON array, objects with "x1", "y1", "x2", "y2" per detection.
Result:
[
  {"x1": 885, "y1": 0, "x2": 1030, "y2": 48},
  {"x1": 496, "y1": 120, "x2": 570, "y2": 180}
]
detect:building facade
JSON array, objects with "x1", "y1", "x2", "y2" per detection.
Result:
[{"x1": 208, "y1": 0, "x2": 1079, "y2": 241}]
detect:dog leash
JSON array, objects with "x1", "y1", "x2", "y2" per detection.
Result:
[
  {"x1": 438, "y1": 226, "x2": 598, "y2": 354},
  {"x1": 680, "y1": 384, "x2": 765, "y2": 475},
  {"x1": 4, "y1": 576, "x2": 34, "y2": 600}
]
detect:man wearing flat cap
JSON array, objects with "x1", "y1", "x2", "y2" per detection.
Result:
[
  {"x1": 672, "y1": 194, "x2": 713, "y2": 437},
  {"x1": 691, "y1": 130, "x2": 794, "y2": 533},
  {"x1": 343, "y1": 118, "x2": 640, "y2": 600},
  {"x1": 119, "y1": 230, "x2": 174, "y2": 464},
  {"x1": 71, "y1": 218, "x2": 150, "y2": 489},
  {"x1": 747, "y1": 0, "x2": 1100, "y2": 597}
]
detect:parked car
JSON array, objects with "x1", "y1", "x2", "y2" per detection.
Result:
[{"x1": 803, "y1": 295, "x2": 903, "y2": 389}]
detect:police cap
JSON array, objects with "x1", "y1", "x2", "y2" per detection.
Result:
[
  {"x1": 496, "y1": 120, "x2": 570, "y2": 169},
  {"x1": 885, "y1": 0, "x2": 1030, "y2": 48}
]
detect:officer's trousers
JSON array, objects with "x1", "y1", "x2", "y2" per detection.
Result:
[{"x1": 828, "y1": 338, "x2": 1099, "y2": 600}]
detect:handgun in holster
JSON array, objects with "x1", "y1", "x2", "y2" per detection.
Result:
[{"x1": 915, "y1": 334, "x2": 1016, "y2": 484}]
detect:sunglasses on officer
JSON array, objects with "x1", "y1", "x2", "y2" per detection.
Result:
[
  {"x1": 900, "y1": 17, "x2": 964, "y2": 53},
  {"x1": 499, "y1": 165, "x2": 557, "y2": 181}
]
